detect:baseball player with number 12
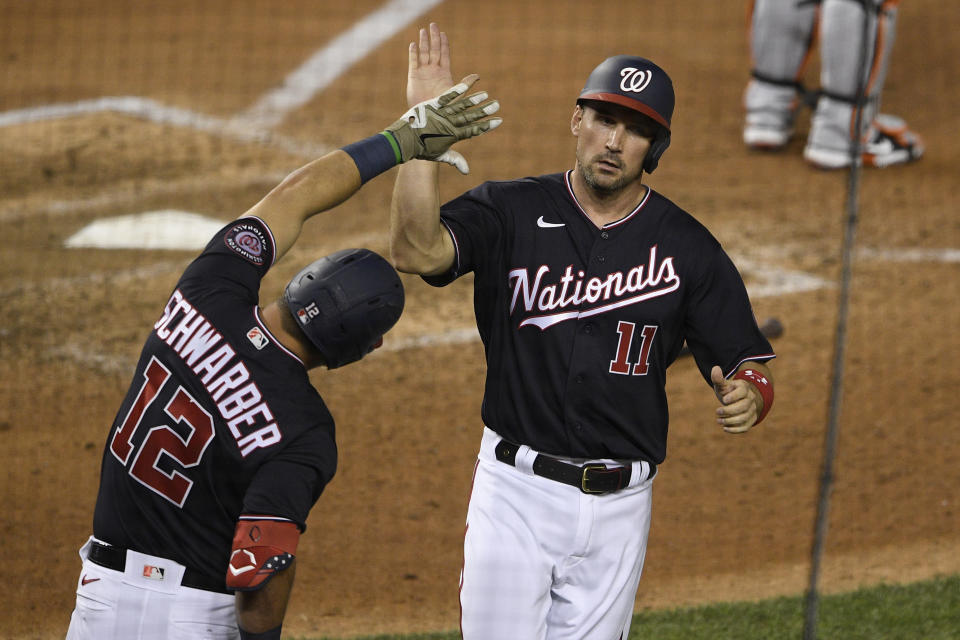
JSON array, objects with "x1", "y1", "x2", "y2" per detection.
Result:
[
  {"x1": 390, "y1": 24, "x2": 776, "y2": 638},
  {"x1": 65, "y1": 79, "x2": 500, "y2": 640}
]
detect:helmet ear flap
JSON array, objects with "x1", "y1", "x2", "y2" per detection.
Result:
[{"x1": 643, "y1": 130, "x2": 671, "y2": 174}]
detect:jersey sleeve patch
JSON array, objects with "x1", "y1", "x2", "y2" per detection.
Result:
[{"x1": 223, "y1": 220, "x2": 272, "y2": 267}]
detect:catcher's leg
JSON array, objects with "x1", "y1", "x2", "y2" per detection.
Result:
[
  {"x1": 804, "y1": 0, "x2": 923, "y2": 168},
  {"x1": 743, "y1": 0, "x2": 818, "y2": 149}
]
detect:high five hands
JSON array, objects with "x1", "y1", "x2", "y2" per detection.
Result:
[{"x1": 387, "y1": 22, "x2": 502, "y2": 174}]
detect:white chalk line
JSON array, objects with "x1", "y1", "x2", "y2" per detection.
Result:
[
  {"x1": 858, "y1": 246, "x2": 960, "y2": 263},
  {"x1": 380, "y1": 327, "x2": 480, "y2": 352},
  {"x1": 732, "y1": 245, "x2": 960, "y2": 299},
  {"x1": 0, "y1": 0, "x2": 443, "y2": 149},
  {"x1": 0, "y1": 96, "x2": 332, "y2": 158},
  {"x1": 237, "y1": 0, "x2": 446, "y2": 127},
  {"x1": 731, "y1": 255, "x2": 834, "y2": 299},
  {"x1": 0, "y1": 171, "x2": 289, "y2": 223}
]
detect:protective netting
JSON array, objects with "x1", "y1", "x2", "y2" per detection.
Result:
[{"x1": 1, "y1": 2, "x2": 956, "y2": 637}]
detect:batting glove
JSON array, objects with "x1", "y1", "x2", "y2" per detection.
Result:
[{"x1": 384, "y1": 80, "x2": 502, "y2": 174}]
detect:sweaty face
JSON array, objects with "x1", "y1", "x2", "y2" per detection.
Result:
[{"x1": 573, "y1": 102, "x2": 657, "y2": 193}]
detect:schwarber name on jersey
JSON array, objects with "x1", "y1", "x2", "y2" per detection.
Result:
[
  {"x1": 426, "y1": 172, "x2": 774, "y2": 463},
  {"x1": 93, "y1": 216, "x2": 337, "y2": 586}
]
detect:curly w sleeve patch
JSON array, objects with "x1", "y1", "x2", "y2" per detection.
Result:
[{"x1": 223, "y1": 219, "x2": 273, "y2": 267}]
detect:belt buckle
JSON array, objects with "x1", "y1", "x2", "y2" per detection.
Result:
[{"x1": 580, "y1": 464, "x2": 607, "y2": 494}]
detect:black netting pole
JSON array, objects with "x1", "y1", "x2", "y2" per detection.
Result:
[{"x1": 802, "y1": 8, "x2": 874, "y2": 640}]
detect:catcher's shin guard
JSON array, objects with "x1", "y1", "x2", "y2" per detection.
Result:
[
  {"x1": 804, "y1": 111, "x2": 924, "y2": 169},
  {"x1": 743, "y1": 0, "x2": 818, "y2": 150},
  {"x1": 803, "y1": 0, "x2": 921, "y2": 168}
]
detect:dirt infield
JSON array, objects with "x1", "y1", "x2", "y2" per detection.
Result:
[{"x1": 2, "y1": 1, "x2": 958, "y2": 638}]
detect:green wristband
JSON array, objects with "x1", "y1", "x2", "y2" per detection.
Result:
[{"x1": 381, "y1": 130, "x2": 403, "y2": 163}]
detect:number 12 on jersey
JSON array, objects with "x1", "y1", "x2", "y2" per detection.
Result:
[
  {"x1": 609, "y1": 321, "x2": 658, "y2": 376},
  {"x1": 110, "y1": 356, "x2": 215, "y2": 507}
]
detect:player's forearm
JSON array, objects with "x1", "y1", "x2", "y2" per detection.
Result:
[
  {"x1": 390, "y1": 160, "x2": 454, "y2": 275},
  {"x1": 245, "y1": 150, "x2": 363, "y2": 260},
  {"x1": 235, "y1": 560, "x2": 296, "y2": 635},
  {"x1": 736, "y1": 360, "x2": 774, "y2": 424}
]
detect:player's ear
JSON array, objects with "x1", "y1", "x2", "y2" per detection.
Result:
[{"x1": 571, "y1": 104, "x2": 584, "y2": 137}]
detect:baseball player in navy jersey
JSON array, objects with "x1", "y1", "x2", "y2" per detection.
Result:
[
  {"x1": 390, "y1": 24, "x2": 776, "y2": 639},
  {"x1": 65, "y1": 80, "x2": 500, "y2": 640}
]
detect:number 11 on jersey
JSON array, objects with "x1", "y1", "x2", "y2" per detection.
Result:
[{"x1": 609, "y1": 321, "x2": 658, "y2": 376}]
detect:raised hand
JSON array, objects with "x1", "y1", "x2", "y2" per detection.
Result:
[
  {"x1": 407, "y1": 23, "x2": 455, "y2": 106},
  {"x1": 385, "y1": 76, "x2": 501, "y2": 174}
]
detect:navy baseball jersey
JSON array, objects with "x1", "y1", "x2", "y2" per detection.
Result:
[
  {"x1": 426, "y1": 171, "x2": 775, "y2": 463},
  {"x1": 93, "y1": 216, "x2": 337, "y2": 585}
]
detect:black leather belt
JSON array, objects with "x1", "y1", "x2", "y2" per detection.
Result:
[
  {"x1": 88, "y1": 539, "x2": 232, "y2": 595},
  {"x1": 494, "y1": 439, "x2": 655, "y2": 495}
]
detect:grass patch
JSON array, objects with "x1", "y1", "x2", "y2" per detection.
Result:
[
  {"x1": 292, "y1": 573, "x2": 960, "y2": 640},
  {"x1": 629, "y1": 573, "x2": 960, "y2": 639}
]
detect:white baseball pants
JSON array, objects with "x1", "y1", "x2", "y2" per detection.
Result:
[
  {"x1": 65, "y1": 537, "x2": 238, "y2": 640},
  {"x1": 459, "y1": 427, "x2": 655, "y2": 640}
]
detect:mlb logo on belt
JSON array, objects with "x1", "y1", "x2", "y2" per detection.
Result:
[{"x1": 143, "y1": 565, "x2": 165, "y2": 581}]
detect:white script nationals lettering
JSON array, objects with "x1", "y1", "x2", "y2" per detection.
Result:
[{"x1": 508, "y1": 245, "x2": 680, "y2": 330}]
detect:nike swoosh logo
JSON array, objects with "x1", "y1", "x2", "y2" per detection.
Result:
[
  {"x1": 81, "y1": 575, "x2": 100, "y2": 586},
  {"x1": 537, "y1": 216, "x2": 565, "y2": 228},
  {"x1": 419, "y1": 133, "x2": 454, "y2": 143}
]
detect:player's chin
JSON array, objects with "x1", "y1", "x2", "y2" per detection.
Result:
[{"x1": 585, "y1": 167, "x2": 630, "y2": 192}]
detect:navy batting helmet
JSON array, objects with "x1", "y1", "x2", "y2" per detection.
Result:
[
  {"x1": 578, "y1": 55, "x2": 675, "y2": 173},
  {"x1": 284, "y1": 248, "x2": 404, "y2": 369}
]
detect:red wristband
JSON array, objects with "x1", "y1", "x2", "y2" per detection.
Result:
[{"x1": 733, "y1": 368, "x2": 774, "y2": 424}]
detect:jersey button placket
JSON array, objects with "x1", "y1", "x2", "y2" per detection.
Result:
[
  {"x1": 566, "y1": 319, "x2": 598, "y2": 438},
  {"x1": 593, "y1": 228, "x2": 609, "y2": 272},
  {"x1": 567, "y1": 229, "x2": 607, "y2": 443}
]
